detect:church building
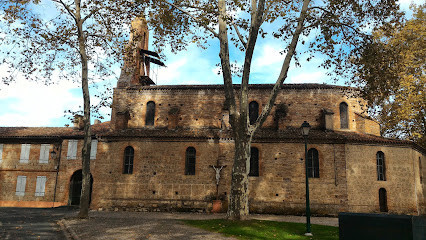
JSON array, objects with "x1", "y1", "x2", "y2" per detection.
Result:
[{"x1": 0, "y1": 18, "x2": 424, "y2": 216}]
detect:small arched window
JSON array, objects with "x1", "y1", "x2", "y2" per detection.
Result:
[
  {"x1": 307, "y1": 148, "x2": 319, "y2": 178},
  {"x1": 249, "y1": 147, "x2": 259, "y2": 177},
  {"x1": 377, "y1": 151, "x2": 386, "y2": 181},
  {"x1": 249, "y1": 101, "x2": 259, "y2": 125},
  {"x1": 185, "y1": 147, "x2": 196, "y2": 175},
  {"x1": 123, "y1": 146, "x2": 134, "y2": 174},
  {"x1": 339, "y1": 102, "x2": 349, "y2": 129},
  {"x1": 379, "y1": 188, "x2": 388, "y2": 212},
  {"x1": 145, "y1": 101, "x2": 155, "y2": 126}
]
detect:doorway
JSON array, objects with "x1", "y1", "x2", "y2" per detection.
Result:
[
  {"x1": 69, "y1": 170, "x2": 93, "y2": 206},
  {"x1": 379, "y1": 188, "x2": 388, "y2": 212}
]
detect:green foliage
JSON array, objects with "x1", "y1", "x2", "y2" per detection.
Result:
[
  {"x1": 183, "y1": 219, "x2": 339, "y2": 240},
  {"x1": 349, "y1": 4, "x2": 425, "y2": 148}
]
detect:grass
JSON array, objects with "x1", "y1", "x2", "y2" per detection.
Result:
[{"x1": 182, "y1": 219, "x2": 338, "y2": 240}]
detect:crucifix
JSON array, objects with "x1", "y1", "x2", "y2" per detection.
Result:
[{"x1": 210, "y1": 159, "x2": 226, "y2": 200}]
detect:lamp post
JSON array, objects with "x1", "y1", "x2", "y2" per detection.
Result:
[
  {"x1": 301, "y1": 121, "x2": 312, "y2": 236},
  {"x1": 50, "y1": 150, "x2": 57, "y2": 160},
  {"x1": 51, "y1": 143, "x2": 62, "y2": 208}
]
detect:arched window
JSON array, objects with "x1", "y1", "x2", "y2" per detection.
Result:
[
  {"x1": 379, "y1": 188, "x2": 388, "y2": 212},
  {"x1": 307, "y1": 148, "x2": 319, "y2": 178},
  {"x1": 249, "y1": 101, "x2": 259, "y2": 125},
  {"x1": 145, "y1": 101, "x2": 155, "y2": 126},
  {"x1": 123, "y1": 146, "x2": 134, "y2": 174},
  {"x1": 185, "y1": 147, "x2": 196, "y2": 175},
  {"x1": 339, "y1": 102, "x2": 349, "y2": 129},
  {"x1": 377, "y1": 151, "x2": 386, "y2": 181},
  {"x1": 249, "y1": 147, "x2": 259, "y2": 177}
]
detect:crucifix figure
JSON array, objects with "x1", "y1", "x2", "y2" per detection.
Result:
[
  {"x1": 212, "y1": 165, "x2": 224, "y2": 185},
  {"x1": 210, "y1": 161, "x2": 226, "y2": 200}
]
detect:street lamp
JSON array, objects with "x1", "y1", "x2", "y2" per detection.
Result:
[
  {"x1": 301, "y1": 121, "x2": 312, "y2": 236},
  {"x1": 50, "y1": 150, "x2": 57, "y2": 160}
]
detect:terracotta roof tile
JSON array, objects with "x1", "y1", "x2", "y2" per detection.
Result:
[
  {"x1": 0, "y1": 122, "x2": 111, "y2": 139},
  {"x1": 123, "y1": 83, "x2": 356, "y2": 91},
  {"x1": 1, "y1": 123, "x2": 423, "y2": 153}
]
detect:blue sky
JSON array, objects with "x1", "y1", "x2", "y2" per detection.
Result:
[{"x1": 0, "y1": 0, "x2": 421, "y2": 127}]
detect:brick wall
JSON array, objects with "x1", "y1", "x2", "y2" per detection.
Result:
[
  {"x1": 345, "y1": 144, "x2": 424, "y2": 215},
  {"x1": 0, "y1": 85, "x2": 423, "y2": 215},
  {"x1": 111, "y1": 86, "x2": 370, "y2": 133},
  {"x1": 89, "y1": 138, "x2": 350, "y2": 214},
  {"x1": 0, "y1": 139, "x2": 98, "y2": 208},
  {"x1": 0, "y1": 142, "x2": 61, "y2": 207}
]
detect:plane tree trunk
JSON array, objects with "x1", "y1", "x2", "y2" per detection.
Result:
[{"x1": 75, "y1": 0, "x2": 92, "y2": 219}]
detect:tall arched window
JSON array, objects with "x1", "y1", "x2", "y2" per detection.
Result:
[
  {"x1": 145, "y1": 101, "x2": 155, "y2": 126},
  {"x1": 185, "y1": 147, "x2": 196, "y2": 175},
  {"x1": 307, "y1": 148, "x2": 319, "y2": 178},
  {"x1": 379, "y1": 188, "x2": 388, "y2": 212},
  {"x1": 249, "y1": 101, "x2": 259, "y2": 125},
  {"x1": 339, "y1": 102, "x2": 349, "y2": 129},
  {"x1": 123, "y1": 146, "x2": 134, "y2": 174},
  {"x1": 377, "y1": 151, "x2": 386, "y2": 181},
  {"x1": 249, "y1": 147, "x2": 259, "y2": 177}
]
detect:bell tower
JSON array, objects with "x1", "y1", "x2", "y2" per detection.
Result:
[
  {"x1": 118, "y1": 17, "x2": 154, "y2": 88},
  {"x1": 129, "y1": 17, "x2": 150, "y2": 85}
]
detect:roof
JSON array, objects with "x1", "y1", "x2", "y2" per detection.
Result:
[
  {"x1": 121, "y1": 83, "x2": 358, "y2": 91},
  {"x1": 0, "y1": 123, "x2": 423, "y2": 153},
  {"x1": 0, "y1": 122, "x2": 111, "y2": 140},
  {"x1": 98, "y1": 127, "x2": 424, "y2": 153}
]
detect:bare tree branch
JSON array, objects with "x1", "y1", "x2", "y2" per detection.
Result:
[
  {"x1": 251, "y1": 0, "x2": 311, "y2": 134},
  {"x1": 217, "y1": 0, "x2": 237, "y2": 122},
  {"x1": 54, "y1": 0, "x2": 77, "y2": 23},
  {"x1": 309, "y1": 6, "x2": 365, "y2": 36},
  {"x1": 161, "y1": 0, "x2": 219, "y2": 38},
  {"x1": 261, "y1": 4, "x2": 270, "y2": 24},
  {"x1": 231, "y1": 20, "x2": 247, "y2": 49},
  {"x1": 240, "y1": 0, "x2": 266, "y2": 126},
  {"x1": 83, "y1": 8, "x2": 99, "y2": 23}
]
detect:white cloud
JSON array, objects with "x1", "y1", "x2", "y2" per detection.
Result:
[
  {"x1": 399, "y1": 0, "x2": 420, "y2": 10},
  {"x1": 154, "y1": 57, "x2": 188, "y2": 85},
  {"x1": 253, "y1": 44, "x2": 285, "y2": 69},
  {"x1": 154, "y1": 44, "x2": 222, "y2": 85},
  {"x1": 0, "y1": 65, "x2": 81, "y2": 127},
  {"x1": 2, "y1": 1, "x2": 422, "y2": 127},
  {"x1": 287, "y1": 70, "x2": 326, "y2": 84}
]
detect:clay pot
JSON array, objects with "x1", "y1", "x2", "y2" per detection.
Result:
[{"x1": 211, "y1": 200, "x2": 222, "y2": 213}]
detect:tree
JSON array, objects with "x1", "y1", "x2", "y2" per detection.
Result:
[
  {"x1": 139, "y1": 0, "x2": 401, "y2": 219},
  {"x1": 348, "y1": 4, "x2": 425, "y2": 148},
  {"x1": 0, "y1": 0, "x2": 142, "y2": 218}
]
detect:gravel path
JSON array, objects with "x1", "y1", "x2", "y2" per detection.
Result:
[
  {"x1": 61, "y1": 211, "x2": 338, "y2": 240},
  {"x1": 61, "y1": 212, "x2": 236, "y2": 240}
]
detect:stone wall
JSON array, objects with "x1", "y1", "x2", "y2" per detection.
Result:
[
  {"x1": 111, "y1": 85, "x2": 373, "y2": 134},
  {"x1": 0, "y1": 142, "x2": 62, "y2": 207},
  {"x1": 1, "y1": 136, "x2": 422, "y2": 215},
  {"x1": 0, "y1": 139, "x2": 98, "y2": 208},
  {"x1": 1, "y1": 84, "x2": 423, "y2": 215},
  {"x1": 345, "y1": 144, "x2": 424, "y2": 215},
  {"x1": 89, "y1": 138, "x2": 350, "y2": 215}
]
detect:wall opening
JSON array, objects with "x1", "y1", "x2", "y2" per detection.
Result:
[
  {"x1": 145, "y1": 101, "x2": 156, "y2": 126},
  {"x1": 249, "y1": 101, "x2": 259, "y2": 125},
  {"x1": 69, "y1": 170, "x2": 93, "y2": 206},
  {"x1": 379, "y1": 188, "x2": 388, "y2": 212},
  {"x1": 340, "y1": 102, "x2": 349, "y2": 129},
  {"x1": 249, "y1": 147, "x2": 259, "y2": 176}
]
